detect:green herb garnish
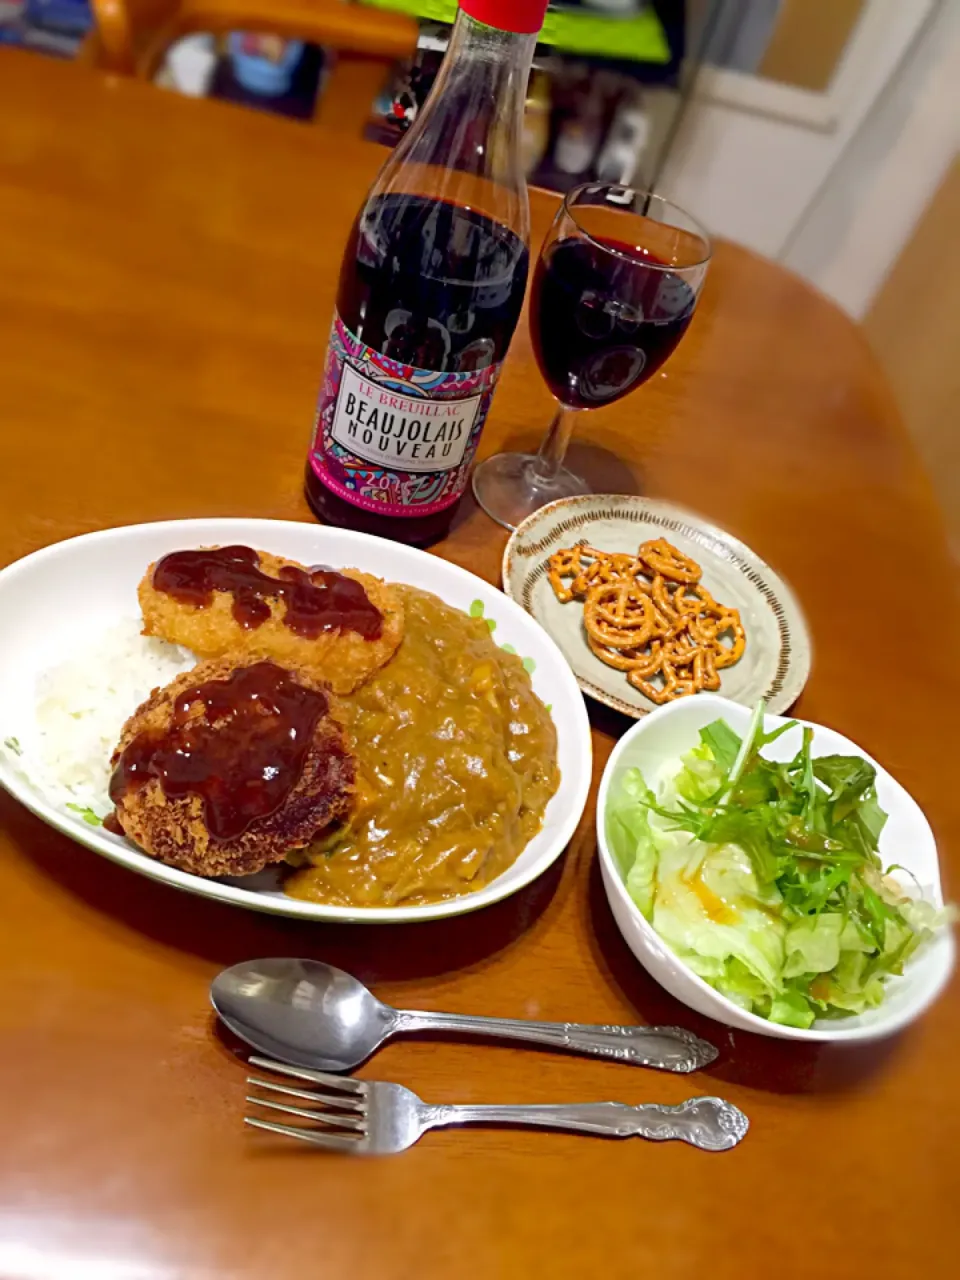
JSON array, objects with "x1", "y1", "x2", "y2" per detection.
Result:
[{"x1": 66, "y1": 803, "x2": 103, "y2": 827}]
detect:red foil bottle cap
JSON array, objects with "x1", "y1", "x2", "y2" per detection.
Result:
[{"x1": 459, "y1": 0, "x2": 549, "y2": 36}]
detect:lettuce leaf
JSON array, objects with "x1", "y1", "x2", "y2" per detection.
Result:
[
  {"x1": 783, "y1": 913, "x2": 844, "y2": 978},
  {"x1": 769, "y1": 989, "x2": 816, "y2": 1029},
  {"x1": 606, "y1": 768, "x2": 658, "y2": 918},
  {"x1": 674, "y1": 742, "x2": 726, "y2": 805}
]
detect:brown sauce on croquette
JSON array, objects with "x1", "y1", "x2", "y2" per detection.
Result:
[
  {"x1": 152, "y1": 546, "x2": 382, "y2": 639},
  {"x1": 109, "y1": 661, "x2": 331, "y2": 841}
]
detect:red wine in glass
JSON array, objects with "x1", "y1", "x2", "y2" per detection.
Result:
[
  {"x1": 531, "y1": 237, "x2": 697, "y2": 410},
  {"x1": 472, "y1": 184, "x2": 710, "y2": 530}
]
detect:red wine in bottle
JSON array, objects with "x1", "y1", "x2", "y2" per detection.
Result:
[{"x1": 305, "y1": 0, "x2": 549, "y2": 546}]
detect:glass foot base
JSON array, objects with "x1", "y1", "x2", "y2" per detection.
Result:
[{"x1": 472, "y1": 453, "x2": 591, "y2": 531}]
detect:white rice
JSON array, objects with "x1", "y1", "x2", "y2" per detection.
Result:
[{"x1": 24, "y1": 619, "x2": 195, "y2": 816}]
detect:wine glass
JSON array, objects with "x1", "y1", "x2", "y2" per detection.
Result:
[{"x1": 472, "y1": 183, "x2": 711, "y2": 530}]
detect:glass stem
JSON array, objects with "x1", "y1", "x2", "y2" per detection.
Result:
[{"x1": 532, "y1": 404, "x2": 578, "y2": 483}]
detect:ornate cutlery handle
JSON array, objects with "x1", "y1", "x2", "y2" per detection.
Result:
[
  {"x1": 397, "y1": 1010, "x2": 717, "y2": 1073},
  {"x1": 427, "y1": 1097, "x2": 747, "y2": 1151}
]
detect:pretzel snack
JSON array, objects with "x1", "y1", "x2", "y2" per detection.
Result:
[{"x1": 546, "y1": 536, "x2": 746, "y2": 705}]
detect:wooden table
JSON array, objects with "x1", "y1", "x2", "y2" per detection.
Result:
[{"x1": 1, "y1": 49, "x2": 957, "y2": 1280}]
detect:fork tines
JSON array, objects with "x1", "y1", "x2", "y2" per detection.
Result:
[{"x1": 245, "y1": 1056, "x2": 369, "y2": 1150}]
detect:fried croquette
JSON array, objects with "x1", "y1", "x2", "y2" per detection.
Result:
[
  {"x1": 108, "y1": 656, "x2": 355, "y2": 878},
  {"x1": 138, "y1": 547, "x2": 404, "y2": 694}
]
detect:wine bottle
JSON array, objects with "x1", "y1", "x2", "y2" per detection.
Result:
[{"x1": 305, "y1": 0, "x2": 550, "y2": 545}]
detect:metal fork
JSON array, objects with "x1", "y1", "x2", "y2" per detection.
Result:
[{"x1": 245, "y1": 1057, "x2": 748, "y2": 1154}]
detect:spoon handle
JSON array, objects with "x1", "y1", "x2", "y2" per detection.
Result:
[{"x1": 395, "y1": 1010, "x2": 717, "y2": 1073}]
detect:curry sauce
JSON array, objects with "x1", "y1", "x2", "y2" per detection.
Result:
[{"x1": 286, "y1": 586, "x2": 560, "y2": 907}]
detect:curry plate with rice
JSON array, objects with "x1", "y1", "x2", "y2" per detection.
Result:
[{"x1": 0, "y1": 520, "x2": 583, "y2": 921}]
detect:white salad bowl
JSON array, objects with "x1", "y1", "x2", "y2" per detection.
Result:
[
  {"x1": 0, "y1": 518, "x2": 592, "y2": 924},
  {"x1": 597, "y1": 694, "x2": 955, "y2": 1041}
]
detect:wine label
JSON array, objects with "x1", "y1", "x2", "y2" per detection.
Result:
[{"x1": 309, "y1": 314, "x2": 504, "y2": 517}]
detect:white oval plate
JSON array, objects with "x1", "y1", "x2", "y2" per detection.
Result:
[
  {"x1": 0, "y1": 519, "x2": 592, "y2": 923},
  {"x1": 597, "y1": 695, "x2": 955, "y2": 1041},
  {"x1": 503, "y1": 495, "x2": 811, "y2": 719}
]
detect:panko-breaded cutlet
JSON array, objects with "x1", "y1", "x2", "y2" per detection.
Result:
[
  {"x1": 108, "y1": 657, "x2": 355, "y2": 878},
  {"x1": 138, "y1": 546, "x2": 404, "y2": 694}
]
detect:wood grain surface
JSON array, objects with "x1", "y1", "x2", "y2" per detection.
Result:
[{"x1": 0, "y1": 49, "x2": 957, "y2": 1280}]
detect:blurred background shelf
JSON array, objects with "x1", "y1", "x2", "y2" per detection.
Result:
[
  {"x1": 0, "y1": 1, "x2": 695, "y2": 191},
  {"x1": 363, "y1": 0, "x2": 682, "y2": 81},
  {"x1": 0, "y1": 0, "x2": 92, "y2": 55}
]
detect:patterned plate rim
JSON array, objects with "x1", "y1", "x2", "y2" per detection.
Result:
[{"x1": 501, "y1": 494, "x2": 811, "y2": 720}]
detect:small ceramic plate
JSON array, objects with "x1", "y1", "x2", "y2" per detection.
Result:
[{"x1": 502, "y1": 494, "x2": 810, "y2": 718}]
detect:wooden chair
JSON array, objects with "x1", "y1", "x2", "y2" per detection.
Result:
[{"x1": 83, "y1": 1, "x2": 420, "y2": 132}]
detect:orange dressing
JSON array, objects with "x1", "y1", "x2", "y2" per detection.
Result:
[
  {"x1": 684, "y1": 865, "x2": 739, "y2": 925},
  {"x1": 810, "y1": 975, "x2": 833, "y2": 1002}
]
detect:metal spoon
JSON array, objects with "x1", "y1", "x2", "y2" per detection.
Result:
[{"x1": 211, "y1": 958, "x2": 718, "y2": 1074}]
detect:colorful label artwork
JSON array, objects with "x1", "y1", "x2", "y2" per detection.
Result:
[{"x1": 309, "y1": 313, "x2": 504, "y2": 517}]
